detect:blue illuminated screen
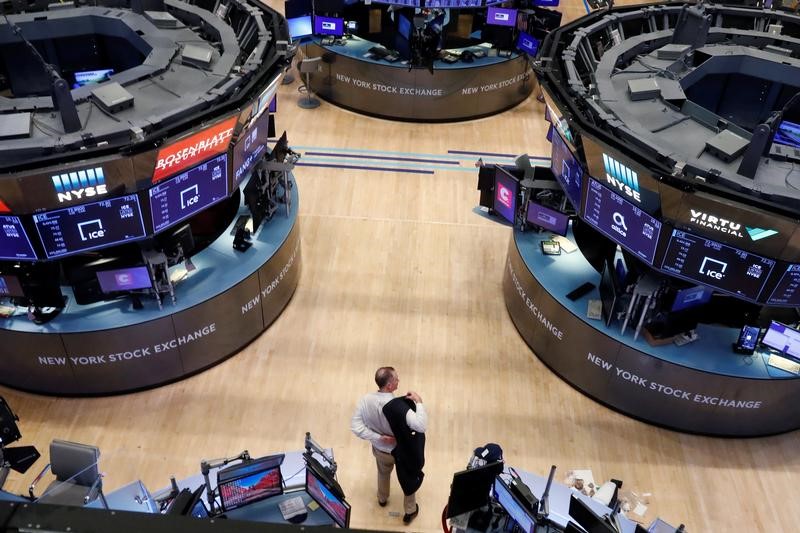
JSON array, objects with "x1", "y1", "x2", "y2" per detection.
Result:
[
  {"x1": 0, "y1": 216, "x2": 38, "y2": 261},
  {"x1": 774, "y1": 120, "x2": 800, "y2": 149},
  {"x1": 550, "y1": 129, "x2": 582, "y2": 209},
  {"x1": 516, "y1": 31, "x2": 539, "y2": 55},
  {"x1": 149, "y1": 153, "x2": 229, "y2": 233},
  {"x1": 493, "y1": 478, "x2": 536, "y2": 533},
  {"x1": 72, "y1": 68, "x2": 114, "y2": 88},
  {"x1": 314, "y1": 15, "x2": 343, "y2": 36},
  {"x1": 233, "y1": 109, "x2": 271, "y2": 186},
  {"x1": 493, "y1": 167, "x2": 518, "y2": 224},
  {"x1": 96, "y1": 266, "x2": 153, "y2": 293},
  {"x1": 288, "y1": 16, "x2": 313, "y2": 39},
  {"x1": 670, "y1": 285, "x2": 713, "y2": 312},
  {"x1": 527, "y1": 201, "x2": 569, "y2": 236},
  {"x1": 33, "y1": 195, "x2": 146, "y2": 259},
  {"x1": 487, "y1": 7, "x2": 517, "y2": 27}
]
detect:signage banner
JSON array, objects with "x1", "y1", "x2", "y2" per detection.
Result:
[{"x1": 152, "y1": 116, "x2": 238, "y2": 184}]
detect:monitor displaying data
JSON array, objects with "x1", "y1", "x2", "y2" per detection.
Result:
[
  {"x1": 149, "y1": 154, "x2": 229, "y2": 233},
  {"x1": 494, "y1": 167, "x2": 518, "y2": 224},
  {"x1": 487, "y1": 7, "x2": 517, "y2": 27},
  {"x1": 671, "y1": 285, "x2": 713, "y2": 312},
  {"x1": 233, "y1": 108, "x2": 271, "y2": 186},
  {"x1": 493, "y1": 478, "x2": 536, "y2": 533},
  {"x1": 766, "y1": 264, "x2": 800, "y2": 306},
  {"x1": 583, "y1": 178, "x2": 662, "y2": 264},
  {"x1": 761, "y1": 321, "x2": 800, "y2": 361},
  {"x1": 0, "y1": 216, "x2": 38, "y2": 261},
  {"x1": 527, "y1": 201, "x2": 569, "y2": 236},
  {"x1": 550, "y1": 129, "x2": 582, "y2": 209},
  {"x1": 660, "y1": 229, "x2": 776, "y2": 302},
  {"x1": 96, "y1": 266, "x2": 152, "y2": 294},
  {"x1": 218, "y1": 465, "x2": 282, "y2": 512},
  {"x1": 314, "y1": 15, "x2": 343, "y2": 36},
  {"x1": 773, "y1": 120, "x2": 800, "y2": 150},
  {"x1": 0, "y1": 274, "x2": 24, "y2": 298},
  {"x1": 33, "y1": 195, "x2": 146, "y2": 259}
]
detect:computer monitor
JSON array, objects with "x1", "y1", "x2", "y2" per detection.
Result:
[
  {"x1": 288, "y1": 16, "x2": 314, "y2": 39},
  {"x1": 773, "y1": 120, "x2": 800, "y2": 149},
  {"x1": 217, "y1": 454, "x2": 285, "y2": 512},
  {"x1": 516, "y1": 31, "x2": 540, "y2": 55},
  {"x1": 487, "y1": 7, "x2": 517, "y2": 27},
  {"x1": 533, "y1": 0, "x2": 559, "y2": 6},
  {"x1": 761, "y1": 321, "x2": 800, "y2": 362},
  {"x1": 305, "y1": 454, "x2": 345, "y2": 499},
  {"x1": 72, "y1": 68, "x2": 114, "y2": 89},
  {"x1": 446, "y1": 461, "x2": 504, "y2": 518},
  {"x1": 305, "y1": 466, "x2": 350, "y2": 528},
  {"x1": 526, "y1": 201, "x2": 569, "y2": 236},
  {"x1": 314, "y1": 15, "x2": 344, "y2": 36},
  {"x1": 96, "y1": 266, "x2": 152, "y2": 294},
  {"x1": 568, "y1": 494, "x2": 618, "y2": 533},
  {"x1": 670, "y1": 285, "x2": 713, "y2": 312},
  {"x1": 345, "y1": 20, "x2": 357, "y2": 33},
  {"x1": 0, "y1": 274, "x2": 24, "y2": 298},
  {"x1": 492, "y1": 477, "x2": 536, "y2": 533},
  {"x1": 397, "y1": 13, "x2": 413, "y2": 40},
  {"x1": 269, "y1": 131, "x2": 291, "y2": 163},
  {"x1": 493, "y1": 166, "x2": 519, "y2": 224}
]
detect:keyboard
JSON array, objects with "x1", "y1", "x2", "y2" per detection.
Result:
[{"x1": 767, "y1": 354, "x2": 800, "y2": 374}]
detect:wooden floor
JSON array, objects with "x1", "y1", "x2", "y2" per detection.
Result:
[{"x1": 3, "y1": 3, "x2": 800, "y2": 531}]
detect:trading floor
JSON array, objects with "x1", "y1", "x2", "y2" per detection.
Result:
[{"x1": 1, "y1": 0, "x2": 798, "y2": 531}]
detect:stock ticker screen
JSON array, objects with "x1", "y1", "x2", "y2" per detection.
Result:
[
  {"x1": 766, "y1": 264, "x2": 800, "y2": 306},
  {"x1": 33, "y1": 195, "x2": 147, "y2": 259},
  {"x1": 660, "y1": 229, "x2": 776, "y2": 302},
  {"x1": 149, "y1": 154, "x2": 229, "y2": 233},
  {"x1": 583, "y1": 177, "x2": 662, "y2": 264},
  {"x1": 550, "y1": 129, "x2": 583, "y2": 210},
  {"x1": 0, "y1": 215, "x2": 38, "y2": 261},
  {"x1": 233, "y1": 111, "x2": 270, "y2": 186}
]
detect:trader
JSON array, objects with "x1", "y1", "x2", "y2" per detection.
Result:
[{"x1": 351, "y1": 367, "x2": 428, "y2": 523}]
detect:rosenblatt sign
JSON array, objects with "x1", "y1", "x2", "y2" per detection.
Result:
[{"x1": 152, "y1": 116, "x2": 237, "y2": 183}]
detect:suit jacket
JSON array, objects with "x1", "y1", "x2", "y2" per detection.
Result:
[{"x1": 383, "y1": 397, "x2": 426, "y2": 495}]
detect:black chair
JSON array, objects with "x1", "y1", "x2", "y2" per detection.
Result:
[{"x1": 28, "y1": 440, "x2": 107, "y2": 508}]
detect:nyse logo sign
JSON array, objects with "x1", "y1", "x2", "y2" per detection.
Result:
[
  {"x1": 52, "y1": 167, "x2": 107, "y2": 203},
  {"x1": 689, "y1": 210, "x2": 778, "y2": 242},
  {"x1": 497, "y1": 183, "x2": 513, "y2": 208},
  {"x1": 602, "y1": 154, "x2": 640, "y2": 203},
  {"x1": 78, "y1": 219, "x2": 105, "y2": 241}
]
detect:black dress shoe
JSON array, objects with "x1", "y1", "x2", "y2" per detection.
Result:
[
  {"x1": 378, "y1": 500, "x2": 387, "y2": 507},
  {"x1": 402, "y1": 504, "x2": 419, "y2": 524}
]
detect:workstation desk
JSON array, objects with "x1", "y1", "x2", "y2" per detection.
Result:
[
  {"x1": 504, "y1": 227, "x2": 800, "y2": 436},
  {"x1": 0, "y1": 179, "x2": 301, "y2": 396},
  {"x1": 301, "y1": 36, "x2": 533, "y2": 121}
]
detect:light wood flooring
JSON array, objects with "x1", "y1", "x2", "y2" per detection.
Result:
[{"x1": 2, "y1": 2, "x2": 800, "y2": 531}]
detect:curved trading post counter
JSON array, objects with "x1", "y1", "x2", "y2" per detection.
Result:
[
  {"x1": 504, "y1": 229, "x2": 800, "y2": 437},
  {"x1": 303, "y1": 37, "x2": 533, "y2": 121},
  {"x1": 0, "y1": 179, "x2": 300, "y2": 396}
]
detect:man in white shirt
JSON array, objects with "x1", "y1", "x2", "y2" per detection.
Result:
[{"x1": 351, "y1": 366, "x2": 428, "y2": 523}]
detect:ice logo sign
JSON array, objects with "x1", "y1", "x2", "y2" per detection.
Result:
[
  {"x1": 700, "y1": 257, "x2": 727, "y2": 280},
  {"x1": 602, "y1": 154, "x2": 640, "y2": 202},
  {"x1": 78, "y1": 219, "x2": 105, "y2": 241},
  {"x1": 53, "y1": 167, "x2": 108, "y2": 203},
  {"x1": 180, "y1": 184, "x2": 200, "y2": 209}
]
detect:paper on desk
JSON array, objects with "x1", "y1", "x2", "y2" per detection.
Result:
[{"x1": 278, "y1": 496, "x2": 307, "y2": 520}]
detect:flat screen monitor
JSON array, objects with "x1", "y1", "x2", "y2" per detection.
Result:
[
  {"x1": 516, "y1": 31, "x2": 540, "y2": 55},
  {"x1": 766, "y1": 264, "x2": 800, "y2": 306},
  {"x1": 72, "y1": 68, "x2": 114, "y2": 89},
  {"x1": 670, "y1": 285, "x2": 713, "y2": 312},
  {"x1": 149, "y1": 153, "x2": 229, "y2": 233},
  {"x1": 0, "y1": 274, "x2": 24, "y2": 298},
  {"x1": 568, "y1": 494, "x2": 617, "y2": 533},
  {"x1": 487, "y1": 7, "x2": 517, "y2": 27},
  {"x1": 492, "y1": 477, "x2": 536, "y2": 533},
  {"x1": 660, "y1": 229, "x2": 775, "y2": 302},
  {"x1": 306, "y1": 467, "x2": 351, "y2": 528},
  {"x1": 582, "y1": 178, "x2": 662, "y2": 264},
  {"x1": 217, "y1": 455, "x2": 285, "y2": 512},
  {"x1": 533, "y1": 0, "x2": 559, "y2": 6},
  {"x1": 233, "y1": 107, "x2": 271, "y2": 186},
  {"x1": 33, "y1": 195, "x2": 147, "y2": 259},
  {"x1": 0, "y1": 216, "x2": 38, "y2": 261},
  {"x1": 736, "y1": 325, "x2": 760, "y2": 354},
  {"x1": 447, "y1": 461, "x2": 504, "y2": 518},
  {"x1": 288, "y1": 15, "x2": 314, "y2": 39},
  {"x1": 314, "y1": 15, "x2": 344, "y2": 36},
  {"x1": 397, "y1": 13, "x2": 413, "y2": 40},
  {"x1": 773, "y1": 120, "x2": 800, "y2": 149},
  {"x1": 761, "y1": 321, "x2": 800, "y2": 361},
  {"x1": 345, "y1": 20, "x2": 357, "y2": 32},
  {"x1": 96, "y1": 266, "x2": 152, "y2": 294},
  {"x1": 550, "y1": 129, "x2": 582, "y2": 209},
  {"x1": 526, "y1": 201, "x2": 569, "y2": 236},
  {"x1": 493, "y1": 167, "x2": 519, "y2": 224}
]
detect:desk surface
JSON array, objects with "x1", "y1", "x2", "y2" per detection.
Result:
[
  {"x1": 311, "y1": 36, "x2": 519, "y2": 69},
  {"x1": 516, "y1": 226, "x2": 798, "y2": 380}
]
